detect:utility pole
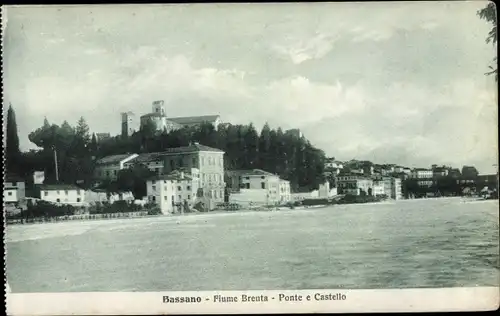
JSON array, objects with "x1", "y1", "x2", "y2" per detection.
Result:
[{"x1": 53, "y1": 146, "x2": 59, "y2": 182}]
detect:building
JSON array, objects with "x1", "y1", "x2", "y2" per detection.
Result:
[
  {"x1": 372, "y1": 180, "x2": 386, "y2": 196},
  {"x1": 4, "y1": 176, "x2": 26, "y2": 204},
  {"x1": 285, "y1": 128, "x2": 303, "y2": 139},
  {"x1": 94, "y1": 153, "x2": 139, "y2": 181},
  {"x1": 124, "y1": 152, "x2": 166, "y2": 175},
  {"x1": 35, "y1": 184, "x2": 85, "y2": 205},
  {"x1": 411, "y1": 168, "x2": 433, "y2": 179},
  {"x1": 121, "y1": 111, "x2": 137, "y2": 137},
  {"x1": 158, "y1": 143, "x2": 226, "y2": 205},
  {"x1": 227, "y1": 169, "x2": 291, "y2": 205},
  {"x1": 337, "y1": 174, "x2": 373, "y2": 196},
  {"x1": 146, "y1": 168, "x2": 201, "y2": 214},
  {"x1": 432, "y1": 166, "x2": 449, "y2": 178},
  {"x1": 168, "y1": 115, "x2": 221, "y2": 131},
  {"x1": 95, "y1": 133, "x2": 111, "y2": 142},
  {"x1": 382, "y1": 177, "x2": 403, "y2": 200},
  {"x1": 318, "y1": 181, "x2": 338, "y2": 198}
]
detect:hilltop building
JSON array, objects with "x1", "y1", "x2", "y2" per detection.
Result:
[
  {"x1": 121, "y1": 111, "x2": 137, "y2": 138},
  {"x1": 168, "y1": 115, "x2": 221, "y2": 131},
  {"x1": 4, "y1": 176, "x2": 26, "y2": 204}
]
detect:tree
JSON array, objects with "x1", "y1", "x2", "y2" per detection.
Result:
[
  {"x1": 74, "y1": 117, "x2": 91, "y2": 155},
  {"x1": 6, "y1": 104, "x2": 20, "y2": 174},
  {"x1": 478, "y1": 2, "x2": 498, "y2": 81},
  {"x1": 90, "y1": 133, "x2": 98, "y2": 154}
]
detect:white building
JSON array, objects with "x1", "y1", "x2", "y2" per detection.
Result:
[
  {"x1": 372, "y1": 181, "x2": 386, "y2": 196},
  {"x1": 291, "y1": 190, "x2": 320, "y2": 202},
  {"x1": 4, "y1": 177, "x2": 26, "y2": 204},
  {"x1": 85, "y1": 190, "x2": 135, "y2": 204},
  {"x1": 146, "y1": 168, "x2": 201, "y2": 214},
  {"x1": 94, "y1": 153, "x2": 139, "y2": 181},
  {"x1": 411, "y1": 168, "x2": 433, "y2": 179},
  {"x1": 36, "y1": 184, "x2": 85, "y2": 205},
  {"x1": 382, "y1": 177, "x2": 403, "y2": 200},
  {"x1": 227, "y1": 169, "x2": 291, "y2": 206},
  {"x1": 318, "y1": 181, "x2": 338, "y2": 198}
]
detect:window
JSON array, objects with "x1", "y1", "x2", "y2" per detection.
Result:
[
  {"x1": 152, "y1": 185, "x2": 156, "y2": 191},
  {"x1": 164, "y1": 196, "x2": 168, "y2": 201},
  {"x1": 57, "y1": 190, "x2": 60, "y2": 195},
  {"x1": 65, "y1": 190, "x2": 69, "y2": 195},
  {"x1": 261, "y1": 176, "x2": 265, "y2": 179},
  {"x1": 152, "y1": 196, "x2": 156, "y2": 201},
  {"x1": 188, "y1": 195, "x2": 191, "y2": 200},
  {"x1": 261, "y1": 182, "x2": 266, "y2": 189},
  {"x1": 187, "y1": 186, "x2": 191, "y2": 191},
  {"x1": 77, "y1": 190, "x2": 81, "y2": 195},
  {"x1": 246, "y1": 183, "x2": 250, "y2": 189},
  {"x1": 178, "y1": 195, "x2": 181, "y2": 200},
  {"x1": 192, "y1": 157, "x2": 197, "y2": 165},
  {"x1": 214, "y1": 191, "x2": 218, "y2": 198},
  {"x1": 201, "y1": 157, "x2": 205, "y2": 166},
  {"x1": 56, "y1": 198, "x2": 60, "y2": 202},
  {"x1": 77, "y1": 198, "x2": 81, "y2": 202},
  {"x1": 7, "y1": 192, "x2": 12, "y2": 196},
  {"x1": 114, "y1": 170, "x2": 117, "y2": 175},
  {"x1": 152, "y1": 180, "x2": 156, "y2": 184},
  {"x1": 44, "y1": 191, "x2": 48, "y2": 196},
  {"x1": 178, "y1": 186, "x2": 182, "y2": 191}
]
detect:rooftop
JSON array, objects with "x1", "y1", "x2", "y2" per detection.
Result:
[
  {"x1": 168, "y1": 115, "x2": 220, "y2": 125},
  {"x1": 37, "y1": 184, "x2": 82, "y2": 191},
  {"x1": 156, "y1": 143, "x2": 224, "y2": 154},
  {"x1": 227, "y1": 169, "x2": 276, "y2": 176},
  {"x1": 96, "y1": 153, "x2": 136, "y2": 165}
]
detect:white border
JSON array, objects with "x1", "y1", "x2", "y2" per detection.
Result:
[{"x1": 6, "y1": 287, "x2": 500, "y2": 315}]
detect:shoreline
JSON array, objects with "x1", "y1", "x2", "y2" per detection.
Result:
[{"x1": 6, "y1": 196, "x2": 497, "y2": 226}]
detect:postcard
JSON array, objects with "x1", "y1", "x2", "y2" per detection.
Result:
[{"x1": 3, "y1": 2, "x2": 499, "y2": 315}]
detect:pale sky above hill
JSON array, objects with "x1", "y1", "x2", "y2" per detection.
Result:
[{"x1": 2, "y1": 2, "x2": 498, "y2": 173}]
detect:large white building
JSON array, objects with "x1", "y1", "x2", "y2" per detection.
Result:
[
  {"x1": 146, "y1": 168, "x2": 201, "y2": 214},
  {"x1": 94, "y1": 153, "x2": 139, "y2": 181},
  {"x1": 227, "y1": 169, "x2": 291, "y2": 206},
  {"x1": 36, "y1": 184, "x2": 85, "y2": 205}
]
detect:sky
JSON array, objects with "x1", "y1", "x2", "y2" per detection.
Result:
[{"x1": 2, "y1": 2, "x2": 498, "y2": 174}]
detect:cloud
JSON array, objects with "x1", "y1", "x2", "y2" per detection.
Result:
[{"x1": 272, "y1": 33, "x2": 339, "y2": 64}]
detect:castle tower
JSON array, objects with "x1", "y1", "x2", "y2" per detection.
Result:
[
  {"x1": 152, "y1": 100, "x2": 165, "y2": 116},
  {"x1": 121, "y1": 111, "x2": 136, "y2": 137}
]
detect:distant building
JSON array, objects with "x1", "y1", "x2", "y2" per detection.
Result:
[
  {"x1": 285, "y1": 128, "x2": 303, "y2": 139},
  {"x1": 432, "y1": 166, "x2": 449, "y2": 178},
  {"x1": 318, "y1": 181, "x2": 337, "y2": 198},
  {"x1": 461, "y1": 165, "x2": 479, "y2": 179},
  {"x1": 35, "y1": 184, "x2": 85, "y2": 205},
  {"x1": 411, "y1": 168, "x2": 433, "y2": 179},
  {"x1": 476, "y1": 174, "x2": 498, "y2": 192},
  {"x1": 337, "y1": 174, "x2": 373, "y2": 196},
  {"x1": 121, "y1": 111, "x2": 137, "y2": 137},
  {"x1": 95, "y1": 133, "x2": 111, "y2": 142},
  {"x1": 94, "y1": 153, "x2": 139, "y2": 181},
  {"x1": 33, "y1": 171, "x2": 45, "y2": 185},
  {"x1": 146, "y1": 168, "x2": 201, "y2": 214},
  {"x1": 168, "y1": 115, "x2": 221, "y2": 131},
  {"x1": 4, "y1": 176, "x2": 26, "y2": 204},
  {"x1": 383, "y1": 177, "x2": 403, "y2": 200}
]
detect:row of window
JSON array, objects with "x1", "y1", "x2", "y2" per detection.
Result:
[
  {"x1": 151, "y1": 185, "x2": 191, "y2": 191},
  {"x1": 43, "y1": 190, "x2": 82, "y2": 196}
]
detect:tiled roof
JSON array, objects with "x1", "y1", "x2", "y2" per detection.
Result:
[
  {"x1": 227, "y1": 169, "x2": 276, "y2": 176},
  {"x1": 96, "y1": 154, "x2": 136, "y2": 165},
  {"x1": 147, "y1": 171, "x2": 194, "y2": 182},
  {"x1": 37, "y1": 184, "x2": 82, "y2": 191},
  {"x1": 157, "y1": 143, "x2": 224, "y2": 154},
  {"x1": 168, "y1": 115, "x2": 220, "y2": 125},
  {"x1": 128, "y1": 152, "x2": 164, "y2": 164}
]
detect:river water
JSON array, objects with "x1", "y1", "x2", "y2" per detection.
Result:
[{"x1": 5, "y1": 198, "x2": 499, "y2": 292}]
